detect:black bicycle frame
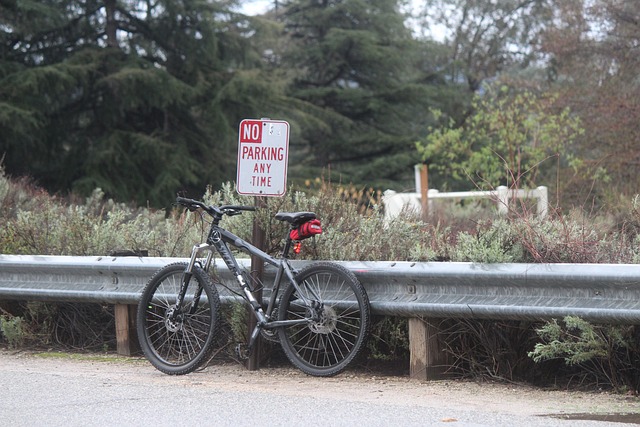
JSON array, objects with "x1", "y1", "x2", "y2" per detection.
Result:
[{"x1": 176, "y1": 219, "x2": 316, "y2": 338}]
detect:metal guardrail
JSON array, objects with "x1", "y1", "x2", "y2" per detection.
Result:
[
  {"x1": 0, "y1": 255, "x2": 174, "y2": 304},
  {"x1": 358, "y1": 261, "x2": 640, "y2": 323},
  {"x1": 1, "y1": 255, "x2": 640, "y2": 323}
]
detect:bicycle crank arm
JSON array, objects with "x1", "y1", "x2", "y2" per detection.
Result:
[{"x1": 244, "y1": 321, "x2": 265, "y2": 357}]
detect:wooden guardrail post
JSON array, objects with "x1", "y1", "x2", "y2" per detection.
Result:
[
  {"x1": 409, "y1": 317, "x2": 449, "y2": 380},
  {"x1": 115, "y1": 304, "x2": 139, "y2": 356},
  {"x1": 416, "y1": 163, "x2": 429, "y2": 221}
]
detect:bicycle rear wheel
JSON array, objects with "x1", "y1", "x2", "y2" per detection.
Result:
[
  {"x1": 278, "y1": 262, "x2": 370, "y2": 376},
  {"x1": 137, "y1": 262, "x2": 221, "y2": 375}
]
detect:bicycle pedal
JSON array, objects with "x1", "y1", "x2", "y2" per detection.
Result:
[{"x1": 235, "y1": 343, "x2": 250, "y2": 361}]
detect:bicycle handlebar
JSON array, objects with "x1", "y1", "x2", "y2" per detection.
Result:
[{"x1": 175, "y1": 196, "x2": 256, "y2": 217}]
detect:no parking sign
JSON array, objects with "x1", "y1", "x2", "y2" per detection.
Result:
[{"x1": 236, "y1": 119, "x2": 290, "y2": 197}]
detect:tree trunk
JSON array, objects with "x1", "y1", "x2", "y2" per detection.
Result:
[{"x1": 105, "y1": 0, "x2": 118, "y2": 48}]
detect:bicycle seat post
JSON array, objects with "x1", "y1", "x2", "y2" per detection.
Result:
[{"x1": 281, "y1": 230, "x2": 294, "y2": 259}]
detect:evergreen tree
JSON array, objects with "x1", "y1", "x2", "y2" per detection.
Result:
[
  {"x1": 278, "y1": 0, "x2": 454, "y2": 189},
  {"x1": 0, "y1": 0, "x2": 281, "y2": 206}
]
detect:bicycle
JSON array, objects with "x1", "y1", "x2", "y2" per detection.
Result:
[{"x1": 136, "y1": 196, "x2": 371, "y2": 377}]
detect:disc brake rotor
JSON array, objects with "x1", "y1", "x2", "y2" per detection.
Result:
[
  {"x1": 164, "y1": 306, "x2": 184, "y2": 333},
  {"x1": 309, "y1": 306, "x2": 337, "y2": 334}
]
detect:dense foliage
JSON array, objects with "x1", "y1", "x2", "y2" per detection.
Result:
[
  {"x1": 417, "y1": 86, "x2": 584, "y2": 191},
  {"x1": 1, "y1": 0, "x2": 461, "y2": 206}
]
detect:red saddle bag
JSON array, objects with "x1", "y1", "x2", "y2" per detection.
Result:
[{"x1": 289, "y1": 219, "x2": 322, "y2": 240}]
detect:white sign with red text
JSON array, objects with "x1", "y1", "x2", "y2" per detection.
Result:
[{"x1": 236, "y1": 119, "x2": 290, "y2": 197}]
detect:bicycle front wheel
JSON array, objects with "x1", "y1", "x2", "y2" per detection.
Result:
[
  {"x1": 278, "y1": 262, "x2": 370, "y2": 376},
  {"x1": 137, "y1": 262, "x2": 221, "y2": 375}
]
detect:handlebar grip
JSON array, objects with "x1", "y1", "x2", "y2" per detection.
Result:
[
  {"x1": 175, "y1": 196, "x2": 193, "y2": 206},
  {"x1": 175, "y1": 198, "x2": 256, "y2": 216},
  {"x1": 175, "y1": 196, "x2": 204, "y2": 212},
  {"x1": 222, "y1": 205, "x2": 257, "y2": 212}
]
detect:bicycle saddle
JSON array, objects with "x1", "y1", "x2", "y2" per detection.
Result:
[{"x1": 275, "y1": 212, "x2": 317, "y2": 226}]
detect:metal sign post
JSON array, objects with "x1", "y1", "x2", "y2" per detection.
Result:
[
  {"x1": 246, "y1": 196, "x2": 266, "y2": 371},
  {"x1": 236, "y1": 118, "x2": 290, "y2": 371}
]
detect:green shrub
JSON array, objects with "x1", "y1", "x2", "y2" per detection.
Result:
[
  {"x1": 0, "y1": 302, "x2": 116, "y2": 351},
  {"x1": 441, "y1": 319, "x2": 541, "y2": 382},
  {"x1": 450, "y1": 219, "x2": 524, "y2": 263},
  {"x1": 0, "y1": 315, "x2": 25, "y2": 348},
  {"x1": 366, "y1": 316, "x2": 410, "y2": 362},
  {"x1": 0, "y1": 186, "x2": 201, "y2": 257},
  {"x1": 529, "y1": 316, "x2": 640, "y2": 391}
]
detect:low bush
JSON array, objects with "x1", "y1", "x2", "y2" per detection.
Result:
[
  {"x1": 0, "y1": 314, "x2": 25, "y2": 348},
  {"x1": 0, "y1": 302, "x2": 115, "y2": 351},
  {"x1": 529, "y1": 316, "x2": 640, "y2": 392}
]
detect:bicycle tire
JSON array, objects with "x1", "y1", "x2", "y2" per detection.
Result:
[
  {"x1": 277, "y1": 262, "x2": 370, "y2": 376},
  {"x1": 136, "y1": 262, "x2": 221, "y2": 375}
]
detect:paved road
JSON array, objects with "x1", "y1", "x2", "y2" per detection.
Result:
[{"x1": 0, "y1": 351, "x2": 639, "y2": 427}]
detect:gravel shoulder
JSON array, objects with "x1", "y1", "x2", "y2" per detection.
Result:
[{"x1": 1, "y1": 350, "x2": 639, "y2": 426}]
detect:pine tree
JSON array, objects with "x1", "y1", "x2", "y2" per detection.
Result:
[
  {"x1": 278, "y1": 0, "x2": 451, "y2": 188},
  {"x1": 0, "y1": 0, "x2": 282, "y2": 206}
]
